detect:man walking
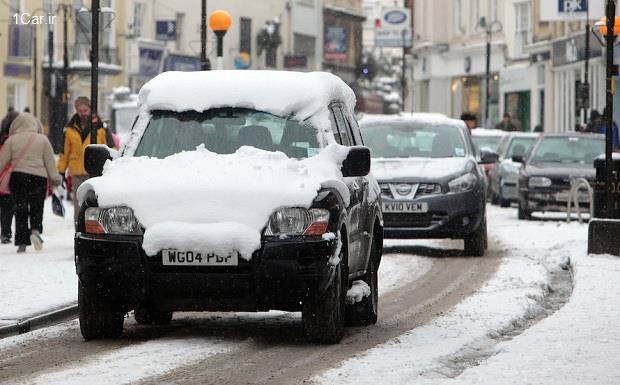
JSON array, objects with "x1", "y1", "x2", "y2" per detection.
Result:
[{"x1": 57, "y1": 97, "x2": 109, "y2": 228}]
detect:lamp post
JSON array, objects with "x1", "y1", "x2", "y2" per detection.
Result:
[
  {"x1": 200, "y1": 0, "x2": 211, "y2": 70},
  {"x1": 90, "y1": 0, "x2": 100, "y2": 145},
  {"x1": 479, "y1": 17, "x2": 502, "y2": 129},
  {"x1": 208, "y1": 10, "x2": 232, "y2": 70}
]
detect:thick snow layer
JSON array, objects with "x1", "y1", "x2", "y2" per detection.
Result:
[
  {"x1": 315, "y1": 206, "x2": 603, "y2": 384},
  {"x1": 346, "y1": 280, "x2": 371, "y2": 305},
  {"x1": 0, "y1": 198, "x2": 75, "y2": 321},
  {"x1": 471, "y1": 128, "x2": 508, "y2": 137},
  {"x1": 360, "y1": 113, "x2": 454, "y2": 126},
  {"x1": 79, "y1": 144, "x2": 350, "y2": 259},
  {"x1": 138, "y1": 70, "x2": 355, "y2": 136}
]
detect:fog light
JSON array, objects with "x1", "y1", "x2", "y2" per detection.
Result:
[{"x1": 462, "y1": 217, "x2": 470, "y2": 226}]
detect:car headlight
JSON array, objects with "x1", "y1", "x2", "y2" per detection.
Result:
[
  {"x1": 448, "y1": 172, "x2": 477, "y2": 193},
  {"x1": 85, "y1": 207, "x2": 143, "y2": 235},
  {"x1": 264, "y1": 208, "x2": 330, "y2": 236},
  {"x1": 528, "y1": 177, "x2": 552, "y2": 188}
]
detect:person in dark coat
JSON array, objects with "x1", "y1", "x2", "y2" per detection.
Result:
[
  {"x1": 495, "y1": 113, "x2": 519, "y2": 131},
  {"x1": 0, "y1": 108, "x2": 18, "y2": 244}
]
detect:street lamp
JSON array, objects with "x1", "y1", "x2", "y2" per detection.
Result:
[
  {"x1": 208, "y1": 10, "x2": 232, "y2": 70},
  {"x1": 588, "y1": 0, "x2": 620, "y2": 256},
  {"x1": 479, "y1": 17, "x2": 502, "y2": 129}
]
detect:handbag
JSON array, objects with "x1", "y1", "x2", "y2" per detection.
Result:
[{"x1": 0, "y1": 134, "x2": 37, "y2": 196}]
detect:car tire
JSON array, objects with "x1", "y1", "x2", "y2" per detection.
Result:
[
  {"x1": 78, "y1": 281, "x2": 124, "y2": 340},
  {"x1": 499, "y1": 197, "x2": 510, "y2": 208},
  {"x1": 490, "y1": 190, "x2": 499, "y2": 205},
  {"x1": 134, "y1": 308, "x2": 173, "y2": 325},
  {"x1": 345, "y1": 238, "x2": 379, "y2": 327},
  {"x1": 302, "y1": 248, "x2": 347, "y2": 344},
  {"x1": 464, "y1": 217, "x2": 486, "y2": 257},
  {"x1": 518, "y1": 201, "x2": 532, "y2": 220}
]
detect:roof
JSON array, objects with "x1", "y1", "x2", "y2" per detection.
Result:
[
  {"x1": 138, "y1": 70, "x2": 356, "y2": 129},
  {"x1": 541, "y1": 132, "x2": 604, "y2": 138},
  {"x1": 471, "y1": 128, "x2": 509, "y2": 137}
]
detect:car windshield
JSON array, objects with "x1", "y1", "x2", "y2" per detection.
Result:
[
  {"x1": 134, "y1": 108, "x2": 320, "y2": 158},
  {"x1": 472, "y1": 135, "x2": 502, "y2": 152},
  {"x1": 530, "y1": 136, "x2": 604, "y2": 164},
  {"x1": 506, "y1": 137, "x2": 536, "y2": 158},
  {"x1": 362, "y1": 121, "x2": 466, "y2": 158}
]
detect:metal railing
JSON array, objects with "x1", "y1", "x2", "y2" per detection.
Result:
[{"x1": 567, "y1": 178, "x2": 594, "y2": 224}]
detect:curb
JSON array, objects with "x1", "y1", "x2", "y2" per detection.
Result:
[{"x1": 0, "y1": 303, "x2": 78, "y2": 339}]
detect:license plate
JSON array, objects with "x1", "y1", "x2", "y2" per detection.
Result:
[
  {"x1": 382, "y1": 201, "x2": 429, "y2": 213},
  {"x1": 555, "y1": 192, "x2": 589, "y2": 203},
  {"x1": 162, "y1": 249, "x2": 239, "y2": 266}
]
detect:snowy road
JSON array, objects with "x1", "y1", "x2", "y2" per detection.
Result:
[{"x1": 0, "y1": 235, "x2": 501, "y2": 384}]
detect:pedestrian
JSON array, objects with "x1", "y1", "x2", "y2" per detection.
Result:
[
  {"x1": 57, "y1": 97, "x2": 109, "y2": 228},
  {"x1": 534, "y1": 124, "x2": 543, "y2": 133},
  {"x1": 0, "y1": 113, "x2": 61, "y2": 253},
  {"x1": 0, "y1": 108, "x2": 18, "y2": 244},
  {"x1": 495, "y1": 113, "x2": 519, "y2": 132},
  {"x1": 597, "y1": 107, "x2": 620, "y2": 151},
  {"x1": 460, "y1": 112, "x2": 477, "y2": 132}
]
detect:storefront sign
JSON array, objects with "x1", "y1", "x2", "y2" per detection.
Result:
[
  {"x1": 3, "y1": 63, "x2": 31, "y2": 78},
  {"x1": 540, "y1": 0, "x2": 604, "y2": 21},
  {"x1": 552, "y1": 34, "x2": 602, "y2": 67},
  {"x1": 324, "y1": 27, "x2": 347, "y2": 61},
  {"x1": 164, "y1": 54, "x2": 201, "y2": 71},
  {"x1": 284, "y1": 55, "x2": 308, "y2": 68},
  {"x1": 138, "y1": 46, "x2": 164, "y2": 77},
  {"x1": 156, "y1": 20, "x2": 177, "y2": 41},
  {"x1": 375, "y1": 7, "x2": 412, "y2": 48}
]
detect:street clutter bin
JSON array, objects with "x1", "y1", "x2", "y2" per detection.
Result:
[{"x1": 593, "y1": 154, "x2": 620, "y2": 218}]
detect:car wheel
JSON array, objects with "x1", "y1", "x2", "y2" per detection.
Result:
[
  {"x1": 499, "y1": 186, "x2": 510, "y2": 207},
  {"x1": 490, "y1": 189, "x2": 499, "y2": 205},
  {"x1": 134, "y1": 308, "x2": 173, "y2": 325},
  {"x1": 302, "y1": 248, "x2": 347, "y2": 344},
  {"x1": 78, "y1": 281, "x2": 124, "y2": 340},
  {"x1": 464, "y1": 217, "x2": 486, "y2": 257},
  {"x1": 345, "y1": 238, "x2": 379, "y2": 327},
  {"x1": 518, "y1": 201, "x2": 532, "y2": 220}
]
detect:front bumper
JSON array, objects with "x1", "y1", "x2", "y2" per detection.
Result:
[
  {"x1": 75, "y1": 233, "x2": 336, "y2": 313},
  {"x1": 382, "y1": 188, "x2": 485, "y2": 239}
]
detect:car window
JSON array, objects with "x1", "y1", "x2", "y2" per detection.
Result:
[
  {"x1": 134, "y1": 108, "x2": 320, "y2": 159},
  {"x1": 361, "y1": 121, "x2": 466, "y2": 158},
  {"x1": 472, "y1": 135, "x2": 502, "y2": 152},
  {"x1": 331, "y1": 105, "x2": 353, "y2": 146},
  {"x1": 345, "y1": 112, "x2": 364, "y2": 145},
  {"x1": 530, "y1": 137, "x2": 604, "y2": 164},
  {"x1": 506, "y1": 137, "x2": 536, "y2": 158}
]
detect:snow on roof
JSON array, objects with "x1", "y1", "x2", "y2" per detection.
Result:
[
  {"x1": 359, "y1": 113, "x2": 462, "y2": 128},
  {"x1": 78, "y1": 144, "x2": 351, "y2": 260},
  {"x1": 138, "y1": 70, "x2": 356, "y2": 131}
]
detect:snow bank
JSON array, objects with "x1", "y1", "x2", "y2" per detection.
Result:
[{"x1": 78, "y1": 144, "x2": 350, "y2": 260}]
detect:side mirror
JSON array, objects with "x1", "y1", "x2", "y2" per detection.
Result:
[
  {"x1": 342, "y1": 146, "x2": 371, "y2": 177},
  {"x1": 479, "y1": 148, "x2": 499, "y2": 164},
  {"x1": 512, "y1": 155, "x2": 524, "y2": 163},
  {"x1": 84, "y1": 145, "x2": 112, "y2": 176}
]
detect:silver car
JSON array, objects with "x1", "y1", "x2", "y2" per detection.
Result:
[{"x1": 488, "y1": 132, "x2": 540, "y2": 207}]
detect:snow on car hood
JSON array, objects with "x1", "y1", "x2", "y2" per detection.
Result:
[
  {"x1": 371, "y1": 157, "x2": 472, "y2": 181},
  {"x1": 77, "y1": 144, "x2": 351, "y2": 260}
]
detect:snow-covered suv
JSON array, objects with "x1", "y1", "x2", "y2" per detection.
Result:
[{"x1": 76, "y1": 71, "x2": 383, "y2": 344}]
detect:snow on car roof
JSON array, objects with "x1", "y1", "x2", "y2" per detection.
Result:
[
  {"x1": 471, "y1": 128, "x2": 508, "y2": 137},
  {"x1": 139, "y1": 70, "x2": 356, "y2": 126},
  {"x1": 359, "y1": 113, "x2": 463, "y2": 127}
]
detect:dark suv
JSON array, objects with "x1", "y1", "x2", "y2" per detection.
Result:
[{"x1": 76, "y1": 71, "x2": 383, "y2": 344}]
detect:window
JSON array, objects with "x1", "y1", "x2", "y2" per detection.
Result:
[
  {"x1": 490, "y1": 0, "x2": 498, "y2": 22},
  {"x1": 175, "y1": 12, "x2": 185, "y2": 52},
  {"x1": 515, "y1": 1, "x2": 532, "y2": 57},
  {"x1": 453, "y1": 0, "x2": 463, "y2": 34},
  {"x1": 331, "y1": 106, "x2": 352, "y2": 146},
  {"x1": 9, "y1": 0, "x2": 21, "y2": 16},
  {"x1": 133, "y1": 3, "x2": 146, "y2": 38},
  {"x1": 240, "y1": 17, "x2": 252, "y2": 54},
  {"x1": 471, "y1": 0, "x2": 480, "y2": 34},
  {"x1": 8, "y1": 24, "x2": 33, "y2": 59}
]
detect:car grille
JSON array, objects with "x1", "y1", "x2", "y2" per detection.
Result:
[
  {"x1": 380, "y1": 183, "x2": 442, "y2": 199},
  {"x1": 383, "y1": 212, "x2": 448, "y2": 228}
]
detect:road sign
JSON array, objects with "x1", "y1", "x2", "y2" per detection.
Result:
[
  {"x1": 375, "y1": 8, "x2": 412, "y2": 48},
  {"x1": 540, "y1": 0, "x2": 604, "y2": 21}
]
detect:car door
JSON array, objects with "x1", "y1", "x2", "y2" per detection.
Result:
[{"x1": 330, "y1": 103, "x2": 364, "y2": 274}]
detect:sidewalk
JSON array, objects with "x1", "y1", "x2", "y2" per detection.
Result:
[{"x1": 0, "y1": 197, "x2": 76, "y2": 332}]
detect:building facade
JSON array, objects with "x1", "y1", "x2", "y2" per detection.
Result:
[{"x1": 323, "y1": 0, "x2": 365, "y2": 83}]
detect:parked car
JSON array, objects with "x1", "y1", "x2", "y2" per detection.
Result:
[
  {"x1": 489, "y1": 132, "x2": 539, "y2": 207},
  {"x1": 471, "y1": 128, "x2": 508, "y2": 188},
  {"x1": 515, "y1": 133, "x2": 604, "y2": 220},
  {"x1": 360, "y1": 114, "x2": 497, "y2": 256},
  {"x1": 76, "y1": 70, "x2": 383, "y2": 344}
]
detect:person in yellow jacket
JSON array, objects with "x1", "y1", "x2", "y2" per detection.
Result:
[{"x1": 57, "y1": 97, "x2": 110, "y2": 227}]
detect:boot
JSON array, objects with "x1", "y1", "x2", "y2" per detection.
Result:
[
  {"x1": 30, "y1": 230, "x2": 43, "y2": 251},
  {"x1": 16, "y1": 245, "x2": 26, "y2": 253}
]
